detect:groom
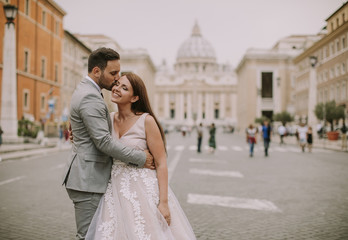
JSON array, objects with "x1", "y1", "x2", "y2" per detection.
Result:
[{"x1": 62, "y1": 47, "x2": 154, "y2": 240}]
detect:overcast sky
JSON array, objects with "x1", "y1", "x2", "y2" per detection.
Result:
[{"x1": 57, "y1": 0, "x2": 346, "y2": 67}]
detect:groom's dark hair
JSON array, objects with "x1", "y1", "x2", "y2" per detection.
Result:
[{"x1": 88, "y1": 47, "x2": 120, "y2": 73}]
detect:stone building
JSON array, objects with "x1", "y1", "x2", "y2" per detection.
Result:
[
  {"x1": 236, "y1": 34, "x2": 322, "y2": 132},
  {"x1": 293, "y1": 1, "x2": 348, "y2": 127},
  {"x1": 61, "y1": 30, "x2": 91, "y2": 124},
  {"x1": 154, "y1": 22, "x2": 238, "y2": 128}
]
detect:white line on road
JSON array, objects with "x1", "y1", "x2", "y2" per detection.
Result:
[
  {"x1": 189, "y1": 158, "x2": 226, "y2": 163},
  {"x1": 189, "y1": 145, "x2": 197, "y2": 150},
  {"x1": 174, "y1": 145, "x2": 185, "y2": 151},
  {"x1": 50, "y1": 163, "x2": 65, "y2": 171},
  {"x1": 168, "y1": 148, "x2": 184, "y2": 182},
  {"x1": 0, "y1": 176, "x2": 26, "y2": 186},
  {"x1": 187, "y1": 193, "x2": 281, "y2": 212},
  {"x1": 189, "y1": 168, "x2": 244, "y2": 178},
  {"x1": 231, "y1": 146, "x2": 243, "y2": 151},
  {"x1": 218, "y1": 146, "x2": 228, "y2": 151}
]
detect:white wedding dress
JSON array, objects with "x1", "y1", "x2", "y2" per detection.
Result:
[{"x1": 86, "y1": 113, "x2": 196, "y2": 240}]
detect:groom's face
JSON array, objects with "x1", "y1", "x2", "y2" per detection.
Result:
[{"x1": 99, "y1": 60, "x2": 120, "y2": 91}]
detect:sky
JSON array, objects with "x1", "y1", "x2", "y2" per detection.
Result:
[{"x1": 57, "y1": 0, "x2": 346, "y2": 67}]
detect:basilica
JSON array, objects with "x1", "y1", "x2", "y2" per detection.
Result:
[{"x1": 153, "y1": 22, "x2": 238, "y2": 128}]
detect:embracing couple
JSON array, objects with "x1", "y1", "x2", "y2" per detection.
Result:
[{"x1": 62, "y1": 48, "x2": 196, "y2": 240}]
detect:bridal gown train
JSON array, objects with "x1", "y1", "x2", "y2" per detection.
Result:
[{"x1": 86, "y1": 113, "x2": 196, "y2": 240}]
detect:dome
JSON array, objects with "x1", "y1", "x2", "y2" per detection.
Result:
[{"x1": 177, "y1": 22, "x2": 216, "y2": 60}]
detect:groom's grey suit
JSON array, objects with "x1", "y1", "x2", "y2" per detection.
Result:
[{"x1": 63, "y1": 77, "x2": 146, "y2": 239}]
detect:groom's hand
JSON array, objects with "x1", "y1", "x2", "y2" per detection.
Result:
[{"x1": 143, "y1": 150, "x2": 155, "y2": 170}]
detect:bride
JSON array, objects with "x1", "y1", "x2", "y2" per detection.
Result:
[{"x1": 86, "y1": 73, "x2": 196, "y2": 240}]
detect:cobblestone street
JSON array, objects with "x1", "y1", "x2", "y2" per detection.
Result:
[{"x1": 0, "y1": 131, "x2": 347, "y2": 239}]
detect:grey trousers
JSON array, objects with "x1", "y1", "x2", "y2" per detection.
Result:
[{"x1": 66, "y1": 188, "x2": 103, "y2": 240}]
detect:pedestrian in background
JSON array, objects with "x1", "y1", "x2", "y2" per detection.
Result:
[
  {"x1": 197, "y1": 123, "x2": 203, "y2": 153},
  {"x1": 341, "y1": 122, "x2": 347, "y2": 151},
  {"x1": 208, "y1": 123, "x2": 216, "y2": 153},
  {"x1": 307, "y1": 126, "x2": 313, "y2": 153},
  {"x1": 0, "y1": 125, "x2": 3, "y2": 147},
  {"x1": 262, "y1": 120, "x2": 272, "y2": 157},
  {"x1": 298, "y1": 123, "x2": 308, "y2": 152},
  {"x1": 278, "y1": 124, "x2": 286, "y2": 145},
  {"x1": 246, "y1": 124, "x2": 257, "y2": 157}
]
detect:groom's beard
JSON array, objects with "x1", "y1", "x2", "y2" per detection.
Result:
[{"x1": 99, "y1": 73, "x2": 112, "y2": 91}]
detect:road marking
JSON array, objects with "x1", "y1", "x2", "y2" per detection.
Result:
[
  {"x1": 174, "y1": 145, "x2": 185, "y2": 151},
  {"x1": 189, "y1": 145, "x2": 197, "y2": 150},
  {"x1": 0, "y1": 176, "x2": 26, "y2": 186},
  {"x1": 274, "y1": 147, "x2": 287, "y2": 152},
  {"x1": 189, "y1": 168, "x2": 244, "y2": 178},
  {"x1": 166, "y1": 145, "x2": 171, "y2": 150},
  {"x1": 50, "y1": 163, "x2": 65, "y2": 171},
  {"x1": 187, "y1": 193, "x2": 281, "y2": 212},
  {"x1": 231, "y1": 146, "x2": 243, "y2": 151},
  {"x1": 218, "y1": 146, "x2": 228, "y2": 151},
  {"x1": 189, "y1": 158, "x2": 225, "y2": 163},
  {"x1": 168, "y1": 148, "x2": 183, "y2": 182}
]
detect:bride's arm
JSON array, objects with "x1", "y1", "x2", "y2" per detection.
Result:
[{"x1": 145, "y1": 115, "x2": 170, "y2": 225}]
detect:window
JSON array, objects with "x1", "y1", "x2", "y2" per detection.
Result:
[
  {"x1": 170, "y1": 109, "x2": 175, "y2": 119},
  {"x1": 42, "y1": 11, "x2": 46, "y2": 26},
  {"x1": 337, "y1": 84, "x2": 341, "y2": 102},
  {"x1": 343, "y1": 13, "x2": 346, "y2": 22},
  {"x1": 343, "y1": 63, "x2": 346, "y2": 74},
  {"x1": 337, "y1": 39, "x2": 340, "y2": 52},
  {"x1": 41, "y1": 58, "x2": 46, "y2": 78},
  {"x1": 214, "y1": 109, "x2": 219, "y2": 119},
  {"x1": 25, "y1": 0, "x2": 30, "y2": 16},
  {"x1": 337, "y1": 18, "x2": 340, "y2": 27},
  {"x1": 55, "y1": 21, "x2": 59, "y2": 35},
  {"x1": 55, "y1": 64, "x2": 58, "y2": 82},
  {"x1": 342, "y1": 81, "x2": 347, "y2": 100},
  {"x1": 343, "y1": 36, "x2": 346, "y2": 48},
  {"x1": 40, "y1": 94, "x2": 46, "y2": 111},
  {"x1": 23, "y1": 90, "x2": 30, "y2": 110},
  {"x1": 24, "y1": 50, "x2": 29, "y2": 72},
  {"x1": 261, "y1": 72, "x2": 273, "y2": 98}
]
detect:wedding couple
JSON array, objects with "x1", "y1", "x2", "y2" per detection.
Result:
[{"x1": 62, "y1": 47, "x2": 196, "y2": 240}]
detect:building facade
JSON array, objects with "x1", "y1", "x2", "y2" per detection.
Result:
[
  {"x1": 293, "y1": 2, "x2": 348, "y2": 127},
  {"x1": 236, "y1": 35, "x2": 322, "y2": 132},
  {"x1": 61, "y1": 30, "x2": 91, "y2": 124},
  {"x1": 154, "y1": 23, "x2": 238, "y2": 128},
  {"x1": 0, "y1": 0, "x2": 65, "y2": 138}
]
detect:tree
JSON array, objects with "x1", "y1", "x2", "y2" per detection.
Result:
[
  {"x1": 273, "y1": 111, "x2": 294, "y2": 126},
  {"x1": 255, "y1": 116, "x2": 270, "y2": 125},
  {"x1": 314, "y1": 100, "x2": 345, "y2": 131}
]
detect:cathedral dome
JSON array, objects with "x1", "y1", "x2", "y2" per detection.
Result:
[{"x1": 177, "y1": 22, "x2": 216, "y2": 61}]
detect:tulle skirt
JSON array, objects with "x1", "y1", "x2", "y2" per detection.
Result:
[{"x1": 86, "y1": 163, "x2": 196, "y2": 240}]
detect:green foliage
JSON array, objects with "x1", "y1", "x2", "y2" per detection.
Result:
[
  {"x1": 273, "y1": 111, "x2": 294, "y2": 125},
  {"x1": 255, "y1": 116, "x2": 270, "y2": 124},
  {"x1": 18, "y1": 119, "x2": 40, "y2": 138},
  {"x1": 314, "y1": 100, "x2": 345, "y2": 131}
]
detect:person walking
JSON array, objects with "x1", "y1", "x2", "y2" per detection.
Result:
[
  {"x1": 297, "y1": 123, "x2": 308, "y2": 152},
  {"x1": 208, "y1": 123, "x2": 216, "y2": 153},
  {"x1": 197, "y1": 123, "x2": 203, "y2": 153},
  {"x1": 262, "y1": 120, "x2": 272, "y2": 157},
  {"x1": 307, "y1": 126, "x2": 313, "y2": 153},
  {"x1": 0, "y1": 125, "x2": 3, "y2": 147},
  {"x1": 341, "y1": 123, "x2": 347, "y2": 151},
  {"x1": 278, "y1": 124, "x2": 286, "y2": 145},
  {"x1": 246, "y1": 124, "x2": 257, "y2": 157}
]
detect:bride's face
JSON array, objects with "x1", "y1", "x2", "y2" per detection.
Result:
[{"x1": 111, "y1": 76, "x2": 138, "y2": 105}]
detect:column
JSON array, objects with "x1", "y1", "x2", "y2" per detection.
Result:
[{"x1": 1, "y1": 21, "x2": 18, "y2": 142}]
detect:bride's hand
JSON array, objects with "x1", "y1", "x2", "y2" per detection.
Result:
[{"x1": 158, "y1": 202, "x2": 171, "y2": 226}]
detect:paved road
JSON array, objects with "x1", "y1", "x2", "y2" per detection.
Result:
[{"x1": 0, "y1": 130, "x2": 347, "y2": 239}]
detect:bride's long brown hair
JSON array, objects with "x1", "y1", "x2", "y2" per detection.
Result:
[{"x1": 124, "y1": 72, "x2": 166, "y2": 148}]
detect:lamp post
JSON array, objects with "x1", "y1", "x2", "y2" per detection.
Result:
[
  {"x1": 307, "y1": 56, "x2": 318, "y2": 128},
  {"x1": 1, "y1": 4, "x2": 19, "y2": 142}
]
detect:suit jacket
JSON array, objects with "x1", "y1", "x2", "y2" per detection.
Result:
[{"x1": 62, "y1": 77, "x2": 146, "y2": 193}]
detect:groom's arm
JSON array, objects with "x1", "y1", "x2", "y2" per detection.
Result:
[{"x1": 79, "y1": 94, "x2": 146, "y2": 167}]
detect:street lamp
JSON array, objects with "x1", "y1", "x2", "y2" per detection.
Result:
[
  {"x1": 1, "y1": 4, "x2": 18, "y2": 142},
  {"x1": 3, "y1": 4, "x2": 18, "y2": 25},
  {"x1": 309, "y1": 56, "x2": 318, "y2": 68}
]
